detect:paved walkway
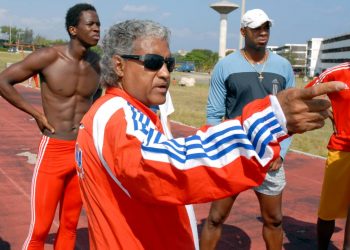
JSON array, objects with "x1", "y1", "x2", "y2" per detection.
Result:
[{"x1": 0, "y1": 86, "x2": 345, "y2": 249}]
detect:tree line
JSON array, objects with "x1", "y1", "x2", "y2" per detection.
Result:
[
  {"x1": 174, "y1": 49, "x2": 219, "y2": 73},
  {"x1": 1, "y1": 25, "x2": 66, "y2": 46},
  {"x1": 1, "y1": 26, "x2": 219, "y2": 72}
]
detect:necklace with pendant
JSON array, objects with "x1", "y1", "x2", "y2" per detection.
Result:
[{"x1": 242, "y1": 49, "x2": 268, "y2": 83}]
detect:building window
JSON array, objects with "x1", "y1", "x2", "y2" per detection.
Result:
[
  {"x1": 321, "y1": 59, "x2": 349, "y2": 63},
  {"x1": 322, "y1": 46, "x2": 350, "y2": 53},
  {"x1": 323, "y1": 34, "x2": 350, "y2": 44}
]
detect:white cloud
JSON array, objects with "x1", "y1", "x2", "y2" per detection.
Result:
[
  {"x1": 172, "y1": 28, "x2": 220, "y2": 41},
  {"x1": 122, "y1": 4, "x2": 156, "y2": 13},
  {"x1": 0, "y1": 8, "x2": 7, "y2": 16},
  {"x1": 6, "y1": 15, "x2": 66, "y2": 40},
  {"x1": 161, "y1": 12, "x2": 171, "y2": 18},
  {"x1": 321, "y1": 5, "x2": 343, "y2": 15},
  {"x1": 171, "y1": 27, "x2": 193, "y2": 38},
  {"x1": 0, "y1": 8, "x2": 9, "y2": 22}
]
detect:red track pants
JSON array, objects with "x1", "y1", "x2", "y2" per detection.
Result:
[{"x1": 23, "y1": 136, "x2": 82, "y2": 250}]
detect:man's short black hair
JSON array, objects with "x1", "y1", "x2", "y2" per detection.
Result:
[{"x1": 65, "y1": 3, "x2": 96, "y2": 35}]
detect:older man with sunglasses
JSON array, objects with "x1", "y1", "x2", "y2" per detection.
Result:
[{"x1": 75, "y1": 19, "x2": 347, "y2": 249}]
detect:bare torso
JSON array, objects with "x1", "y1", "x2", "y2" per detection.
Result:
[{"x1": 40, "y1": 45, "x2": 100, "y2": 140}]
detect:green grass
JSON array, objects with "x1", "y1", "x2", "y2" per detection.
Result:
[
  {"x1": 169, "y1": 83, "x2": 208, "y2": 128},
  {"x1": 1, "y1": 51, "x2": 331, "y2": 157},
  {"x1": 0, "y1": 51, "x2": 26, "y2": 72},
  {"x1": 289, "y1": 78, "x2": 331, "y2": 157}
]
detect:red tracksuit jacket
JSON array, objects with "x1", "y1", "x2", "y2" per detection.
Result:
[{"x1": 75, "y1": 87, "x2": 288, "y2": 249}]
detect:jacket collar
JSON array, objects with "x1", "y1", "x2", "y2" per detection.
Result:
[{"x1": 105, "y1": 87, "x2": 163, "y2": 132}]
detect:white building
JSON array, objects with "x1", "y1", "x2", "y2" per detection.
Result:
[
  {"x1": 267, "y1": 45, "x2": 278, "y2": 53},
  {"x1": 272, "y1": 44, "x2": 307, "y2": 75},
  {"x1": 177, "y1": 49, "x2": 188, "y2": 56},
  {"x1": 306, "y1": 38, "x2": 323, "y2": 77},
  {"x1": 315, "y1": 33, "x2": 350, "y2": 74}
]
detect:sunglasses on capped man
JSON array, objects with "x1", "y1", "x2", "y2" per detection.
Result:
[{"x1": 121, "y1": 54, "x2": 175, "y2": 72}]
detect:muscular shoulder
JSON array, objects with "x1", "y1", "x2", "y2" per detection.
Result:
[
  {"x1": 4, "y1": 45, "x2": 66, "y2": 75},
  {"x1": 26, "y1": 45, "x2": 65, "y2": 67}
]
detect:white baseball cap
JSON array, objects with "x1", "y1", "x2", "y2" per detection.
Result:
[{"x1": 241, "y1": 9, "x2": 273, "y2": 29}]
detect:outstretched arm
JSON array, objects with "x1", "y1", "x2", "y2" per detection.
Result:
[
  {"x1": 86, "y1": 81, "x2": 346, "y2": 205},
  {"x1": 93, "y1": 95, "x2": 285, "y2": 205}
]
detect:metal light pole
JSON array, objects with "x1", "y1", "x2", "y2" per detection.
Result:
[
  {"x1": 9, "y1": 24, "x2": 12, "y2": 44},
  {"x1": 210, "y1": 0, "x2": 239, "y2": 58},
  {"x1": 238, "y1": 0, "x2": 246, "y2": 49}
]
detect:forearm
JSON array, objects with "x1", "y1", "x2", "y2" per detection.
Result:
[
  {"x1": 0, "y1": 55, "x2": 47, "y2": 119},
  {"x1": 0, "y1": 82, "x2": 42, "y2": 119}
]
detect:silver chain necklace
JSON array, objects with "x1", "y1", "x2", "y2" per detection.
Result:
[{"x1": 242, "y1": 49, "x2": 268, "y2": 83}]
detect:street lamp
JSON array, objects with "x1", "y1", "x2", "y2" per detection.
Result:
[
  {"x1": 16, "y1": 31, "x2": 24, "y2": 51},
  {"x1": 9, "y1": 25, "x2": 12, "y2": 44},
  {"x1": 238, "y1": 0, "x2": 246, "y2": 49}
]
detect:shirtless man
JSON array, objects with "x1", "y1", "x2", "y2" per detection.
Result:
[{"x1": 0, "y1": 3, "x2": 100, "y2": 249}]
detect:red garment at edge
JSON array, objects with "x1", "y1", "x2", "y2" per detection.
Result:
[
  {"x1": 75, "y1": 87, "x2": 288, "y2": 249},
  {"x1": 23, "y1": 136, "x2": 82, "y2": 250},
  {"x1": 306, "y1": 62, "x2": 350, "y2": 151}
]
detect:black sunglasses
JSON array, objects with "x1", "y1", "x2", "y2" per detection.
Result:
[{"x1": 121, "y1": 54, "x2": 175, "y2": 72}]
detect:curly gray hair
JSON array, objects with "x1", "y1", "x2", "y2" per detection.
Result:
[{"x1": 100, "y1": 19, "x2": 171, "y2": 87}]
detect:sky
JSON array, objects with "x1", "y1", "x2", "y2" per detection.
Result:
[{"x1": 0, "y1": 0, "x2": 350, "y2": 53}]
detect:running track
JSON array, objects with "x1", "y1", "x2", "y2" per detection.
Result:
[{"x1": 0, "y1": 85, "x2": 345, "y2": 249}]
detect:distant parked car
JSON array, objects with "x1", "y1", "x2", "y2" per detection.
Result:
[
  {"x1": 7, "y1": 47, "x2": 18, "y2": 53},
  {"x1": 176, "y1": 62, "x2": 195, "y2": 72}
]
